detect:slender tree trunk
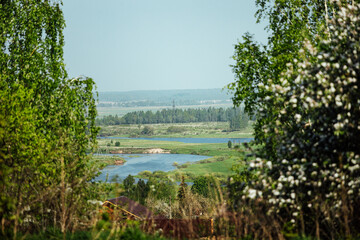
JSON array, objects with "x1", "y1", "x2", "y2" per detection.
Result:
[
  {"x1": 316, "y1": 219, "x2": 320, "y2": 240},
  {"x1": 60, "y1": 156, "x2": 66, "y2": 238},
  {"x1": 300, "y1": 208, "x2": 305, "y2": 237},
  {"x1": 339, "y1": 155, "x2": 351, "y2": 237},
  {"x1": 325, "y1": 0, "x2": 330, "y2": 33},
  {"x1": 13, "y1": 167, "x2": 24, "y2": 240}
]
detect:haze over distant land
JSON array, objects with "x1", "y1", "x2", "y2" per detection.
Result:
[
  {"x1": 97, "y1": 88, "x2": 232, "y2": 107},
  {"x1": 62, "y1": 0, "x2": 267, "y2": 92}
]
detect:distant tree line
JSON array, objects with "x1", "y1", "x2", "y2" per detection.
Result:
[{"x1": 96, "y1": 107, "x2": 250, "y2": 128}]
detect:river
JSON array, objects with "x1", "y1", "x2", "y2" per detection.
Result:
[{"x1": 94, "y1": 153, "x2": 209, "y2": 182}]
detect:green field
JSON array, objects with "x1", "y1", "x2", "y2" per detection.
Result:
[
  {"x1": 164, "y1": 156, "x2": 243, "y2": 180},
  {"x1": 98, "y1": 121, "x2": 253, "y2": 138},
  {"x1": 97, "y1": 137, "x2": 249, "y2": 156},
  {"x1": 89, "y1": 155, "x2": 126, "y2": 170}
]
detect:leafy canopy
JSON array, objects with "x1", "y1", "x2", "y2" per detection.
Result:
[
  {"x1": 0, "y1": 0, "x2": 99, "y2": 234},
  {"x1": 228, "y1": 1, "x2": 360, "y2": 238}
]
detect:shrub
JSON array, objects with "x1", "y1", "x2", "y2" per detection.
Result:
[
  {"x1": 153, "y1": 171, "x2": 167, "y2": 178},
  {"x1": 167, "y1": 126, "x2": 186, "y2": 133},
  {"x1": 141, "y1": 126, "x2": 154, "y2": 135},
  {"x1": 177, "y1": 163, "x2": 190, "y2": 169},
  {"x1": 191, "y1": 176, "x2": 209, "y2": 197},
  {"x1": 138, "y1": 170, "x2": 152, "y2": 178},
  {"x1": 235, "y1": 4, "x2": 360, "y2": 238}
]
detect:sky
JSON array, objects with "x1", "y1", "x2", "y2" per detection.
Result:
[{"x1": 62, "y1": 0, "x2": 268, "y2": 92}]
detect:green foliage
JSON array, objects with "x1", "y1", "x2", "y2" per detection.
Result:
[
  {"x1": 152, "y1": 170, "x2": 167, "y2": 178},
  {"x1": 0, "y1": 0, "x2": 99, "y2": 234},
  {"x1": 166, "y1": 126, "x2": 186, "y2": 133},
  {"x1": 147, "y1": 178, "x2": 177, "y2": 203},
  {"x1": 191, "y1": 176, "x2": 209, "y2": 197},
  {"x1": 228, "y1": 32, "x2": 270, "y2": 116},
  {"x1": 96, "y1": 107, "x2": 245, "y2": 125},
  {"x1": 141, "y1": 126, "x2": 154, "y2": 136},
  {"x1": 229, "y1": 112, "x2": 249, "y2": 131},
  {"x1": 119, "y1": 224, "x2": 167, "y2": 240},
  {"x1": 98, "y1": 121, "x2": 252, "y2": 138},
  {"x1": 123, "y1": 175, "x2": 136, "y2": 197},
  {"x1": 176, "y1": 163, "x2": 190, "y2": 169},
  {"x1": 16, "y1": 225, "x2": 168, "y2": 240},
  {"x1": 230, "y1": 2, "x2": 360, "y2": 239},
  {"x1": 227, "y1": 140, "x2": 232, "y2": 148},
  {"x1": 227, "y1": 0, "x2": 344, "y2": 159},
  {"x1": 177, "y1": 176, "x2": 188, "y2": 207},
  {"x1": 227, "y1": 163, "x2": 255, "y2": 209},
  {"x1": 115, "y1": 141, "x2": 121, "y2": 146},
  {"x1": 122, "y1": 176, "x2": 151, "y2": 205},
  {"x1": 135, "y1": 179, "x2": 149, "y2": 205},
  {"x1": 138, "y1": 170, "x2": 152, "y2": 178}
]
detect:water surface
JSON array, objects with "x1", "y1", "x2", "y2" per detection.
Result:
[{"x1": 95, "y1": 153, "x2": 209, "y2": 182}]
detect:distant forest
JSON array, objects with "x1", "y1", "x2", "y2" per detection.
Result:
[{"x1": 96, "y1": 107, "x2": 250, "y2": 128}]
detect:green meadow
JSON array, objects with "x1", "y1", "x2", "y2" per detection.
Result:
[{"x1": 98, "y1": 121, "x2": 253, "y2": 138}]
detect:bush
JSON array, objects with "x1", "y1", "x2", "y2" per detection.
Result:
[
  {"x1": 138, "y1": 170, "x2": 152, "y2": 178},
  {"x1": 141, "y1": 126, "x2": 154, "y2": 135},
  {"x1": 191, "y1": 176, "x2": 209, "y2": 197},
  {"x1": 177, "y1": 163, "x2": 190, "y2": 169},
  {"x1": 153, "y1": 171, "x2": 167, "y2": 178},
  {"x1": 115, "y1": 141, "x2": 120, "y2": 147},
  {"x1": 147, "y1": 178, "x2": 177, "y2": 202},
  {"x1": 167, "y1": 126, "x2": 186, "y2": 133},
  {"x1": 235, "y1": 4, "x2": 360, "y2": 238}
]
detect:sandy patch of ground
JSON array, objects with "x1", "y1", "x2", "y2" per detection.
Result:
[
  {"x1": 144, "y1": 148, "x2": 170, "y2": 154},
  {"x1": 114, "y1": 159, "x2": 125, "y2": 165},
  {"x1": 110, "y1": 150, "x2": 123, "y2": 154},
  {"x1": 109, "y1": 148, "x2": 170, "y2": 154}
]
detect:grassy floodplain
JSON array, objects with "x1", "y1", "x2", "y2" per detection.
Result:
[
  {"x1": 95, "y1": 122, "x2": 253, "y2": 181},
  {"x1": 89, "y1": 155, "x2": 126, "y2": 169},
  {"x1": 98, "y1": 121, "x2": 253, "y2": 138}
]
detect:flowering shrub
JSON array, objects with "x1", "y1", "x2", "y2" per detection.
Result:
[{"x1": 238, "y1": 2, "x2": 360, "y2": 238}]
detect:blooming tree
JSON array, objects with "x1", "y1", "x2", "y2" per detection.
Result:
[{"x1": 241, "y1": 3, "x2": 360, "y2": 238}]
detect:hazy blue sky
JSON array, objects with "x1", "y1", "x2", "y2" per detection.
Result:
[{"x1": 62, "y1": 0, "x2": 268, "y2": 92}]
